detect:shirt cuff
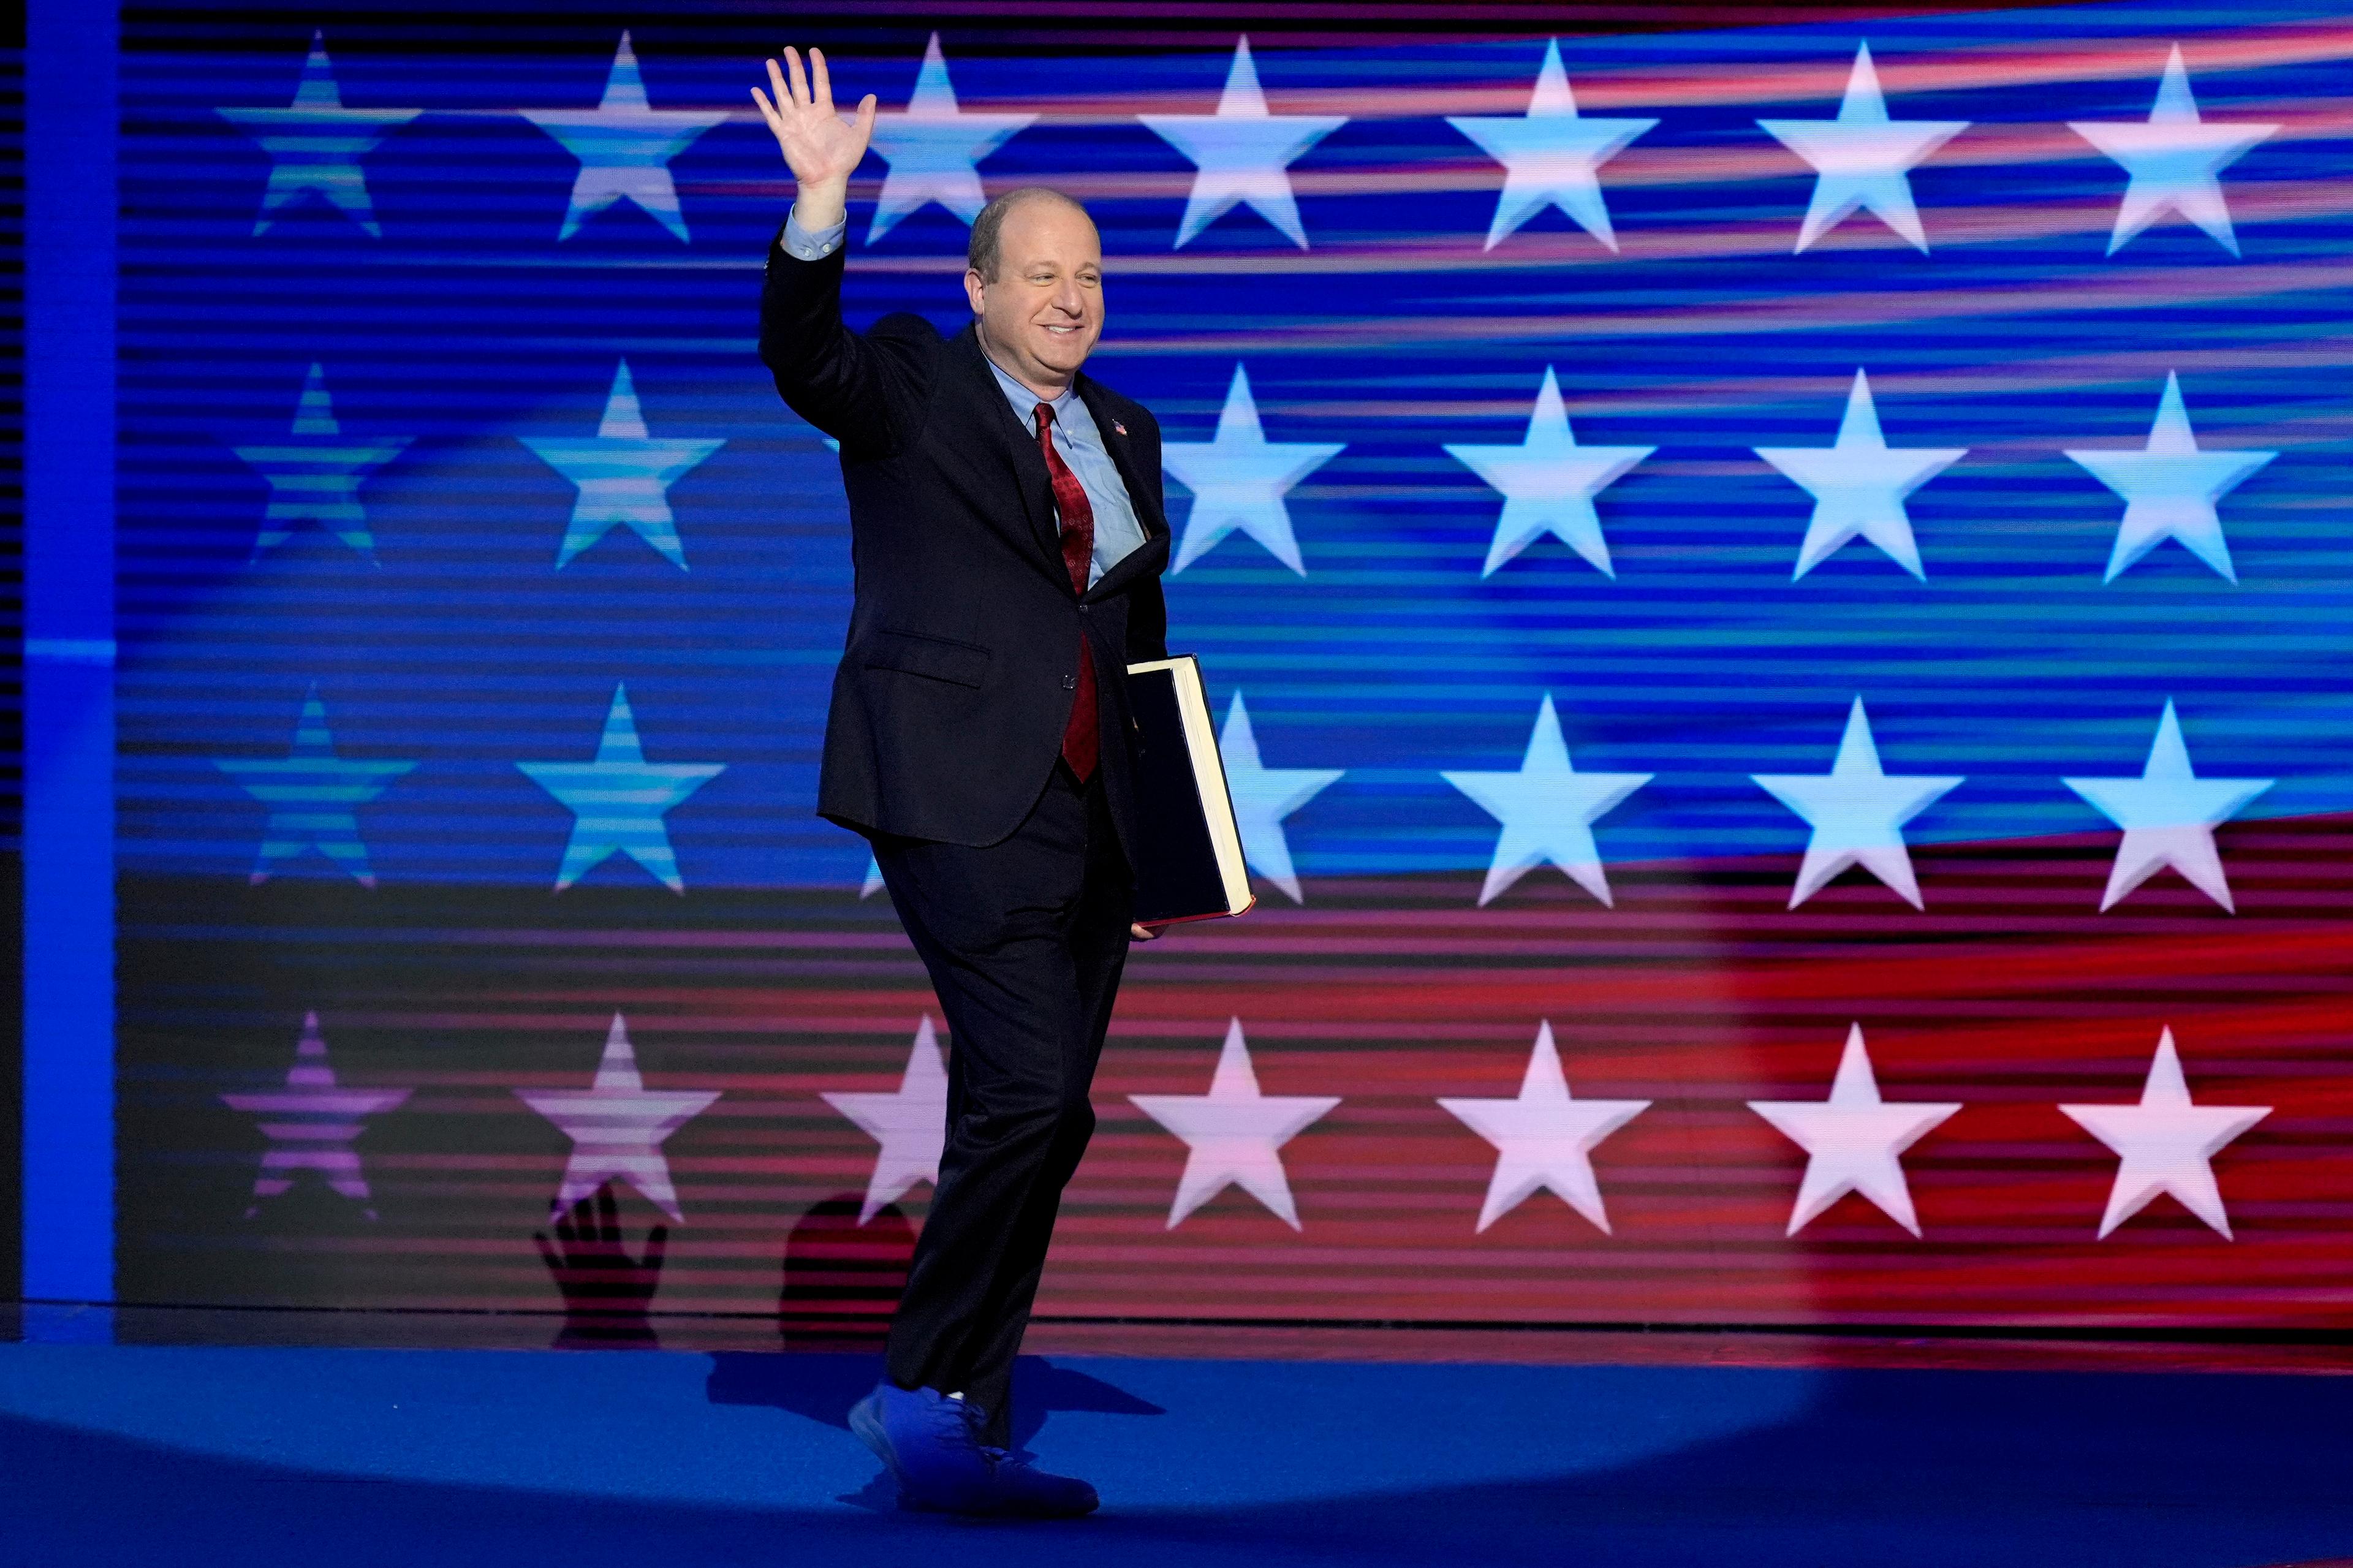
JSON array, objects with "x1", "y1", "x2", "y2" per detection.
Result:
[{"x1": 781, "y1": 207, "x2": 847, "y2": 260}]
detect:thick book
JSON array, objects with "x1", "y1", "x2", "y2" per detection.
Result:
[{"x1": 1124, "y1": 656, "x2": 1256, "y2": 926}]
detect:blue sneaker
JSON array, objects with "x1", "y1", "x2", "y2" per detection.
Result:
[{"x1": 847, "y1": 1382, "x2": 993, "y2": 1514}]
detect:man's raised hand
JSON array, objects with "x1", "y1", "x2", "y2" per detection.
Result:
[{"x1": 751, "y1": 47, "x2": 877, "y2": 232}]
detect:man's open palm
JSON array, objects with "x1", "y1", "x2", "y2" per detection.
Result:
[{"x1": 752, "y1": 48, "x2": 876, "y2": 189}]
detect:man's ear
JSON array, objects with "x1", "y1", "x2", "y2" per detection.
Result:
[{"x1": 963, "y1": 268, "x2": 987, "y2": 315}]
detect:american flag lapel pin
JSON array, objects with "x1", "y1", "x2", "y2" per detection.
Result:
[{"x1": 1112, "y1": 420, "x2": 1128, "y2": 436}]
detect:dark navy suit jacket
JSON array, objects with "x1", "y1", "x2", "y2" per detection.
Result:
[{"x1": 758, "y1": 235, "x2": 1172, "y2": 854}]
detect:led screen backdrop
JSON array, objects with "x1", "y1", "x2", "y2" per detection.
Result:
[{"x1": 104, "y1": 0, "x2": 2353, "y2": 1339}]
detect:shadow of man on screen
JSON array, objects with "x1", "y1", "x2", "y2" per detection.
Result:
[{"x1": 776, "y1": 1193, "x2": 916, "y2": 1351}]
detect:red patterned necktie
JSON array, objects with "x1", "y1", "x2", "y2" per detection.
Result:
[{"x1": 1034, "y1": 402, "x2": 1099, "y2": 782}]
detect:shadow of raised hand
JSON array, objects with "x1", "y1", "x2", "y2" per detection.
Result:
[{"x1": 533, "y1": 1181, "x2": 668, "y2": 1349}]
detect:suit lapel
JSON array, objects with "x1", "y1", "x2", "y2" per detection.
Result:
[
  {"x1": 1076, "y1": 376, "x2": 1168, "y2": 543},
  {"x1": 949, "y1": 326, "x2": 1064, "y2": 568}
]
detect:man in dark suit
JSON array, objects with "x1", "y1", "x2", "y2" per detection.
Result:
[{"x1": 753, "y1": 48, "x2": 1170, "y2": 1518}]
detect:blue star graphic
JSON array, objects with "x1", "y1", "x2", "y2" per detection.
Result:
[
  {"x1": 1219, "y1": 693, "x2": 1343, "y2": 903},
  {"x1": 520, "y1": 360, "x2": 724, "y2": 570},
  {"x1": 1757, "y1": 44, "x2": 1967, "y2": 254},
  {"x1": 865, "y1": 33, "x2": 1036, "y2": 243},
  {"x1": 214, "y1": 684, "x2": 419, "y2": 887},
  {"x1": 521, "y1": 31, "x2": 727, "y2": 243},
  {"x1": 1442, "y1": 694, "x2": 1651, "y2": 907},
  {"x1": 1755, "y1": 369, "x2": 1965, "y2": 581},
  {"x1": 2066, "y1": 373, "x2": 2275, "y2": 583},
  {"x1": 1140, "y1": 37, "x2": 1347, "y2": 249},
  {"x1": 1162, "y1": 365, "x2": 1346, "y2": 575},
  {"x1": 2070, "y1": 47, "x2": 2278, "y2": 257},
  {"x1": 1446, "y1": 39, "x2": 1656, "y2": 252},
  {"x1": 1444, "y1": 366, "x2": 1654, "y2": 578},
  {"x1": 517, "y1": 684, "x2": 726, "y2": 893},
  {"x1": 216, "y1": 32, "x2": 420, "y2": 238},
  {"x1": 232, "y1": 362, "x2": 414, "y2": 562}
]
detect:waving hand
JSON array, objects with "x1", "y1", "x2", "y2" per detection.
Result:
[{"x1": 752, "y1": 47, "x2": 876, "y2": 233}]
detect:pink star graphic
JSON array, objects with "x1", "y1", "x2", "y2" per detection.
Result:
[{"x1": 221, "y1": 1011, "x2": 412, "y2": 1219}]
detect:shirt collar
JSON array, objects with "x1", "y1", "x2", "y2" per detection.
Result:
[{"x1": 983, "y1": 352, "x2": 1076, "y2": 428}]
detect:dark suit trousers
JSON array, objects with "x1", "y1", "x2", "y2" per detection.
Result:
[{"x1": 871, "y1": 761, "x2": 1132, "y2": 1446}]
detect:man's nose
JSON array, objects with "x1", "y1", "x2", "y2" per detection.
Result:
[{"x1": 1049, "y1": 279, "x2": 1085, "y2": 316}]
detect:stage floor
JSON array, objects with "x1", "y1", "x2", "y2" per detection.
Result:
[{"x1": 5, "y1": 1336, "x2": 2351, "y2": 1567}]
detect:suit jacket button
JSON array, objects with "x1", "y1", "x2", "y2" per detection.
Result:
[
  {"x1": 1061, "y1": 674, "x2": 1078, "y2": 690},
  {"x1": 1078, "y1": 603, "x2": 1091, "y2": 614}
]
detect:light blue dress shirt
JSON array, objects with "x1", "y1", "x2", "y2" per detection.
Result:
[
  {"x1": 980, "y1": 359, "x2": 1145, "y2": 588},
  {"x1": 781, "y1": 208, "x2": 1148, "y2": 586}
]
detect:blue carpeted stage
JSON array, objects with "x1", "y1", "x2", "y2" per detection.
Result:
[{"x1": 6, "y1": 1339, "x2": 2351, "y2": 1566}]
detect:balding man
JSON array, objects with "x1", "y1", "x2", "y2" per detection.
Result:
[{"x1": 754, "y1": 48, "x2": 1171, "y2": 1517}]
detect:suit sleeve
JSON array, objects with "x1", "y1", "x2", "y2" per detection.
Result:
[{"x1": 757, "y1": 229, "x2": 929, "y2": 455}]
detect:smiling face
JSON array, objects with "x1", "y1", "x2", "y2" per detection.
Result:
[{"x1": 964, "y1": 194, "x2": 1104, "y2": 398}]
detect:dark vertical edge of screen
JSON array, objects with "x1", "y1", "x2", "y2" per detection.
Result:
[
  {"x1": 20, "y1": 0, "x2": 116, "y2": 1324},
  {"x1": 0, "y1": 5, "x2": 23, "y2": 1322}
]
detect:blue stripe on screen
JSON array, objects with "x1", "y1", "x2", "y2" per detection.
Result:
[{"x1": 23, "y1": 0, "x2": 120, "y2": 1318}]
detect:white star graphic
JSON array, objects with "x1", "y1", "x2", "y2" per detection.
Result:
[
  {"x1": 821, "y1": 1016, "x2": 950, "y2": 1224},
  {"x1": 1219, "y1": 693, "x2": 1344, "y2": 904},
  {"x1": 860, "y1": 855, "x2": 885, "y2": 898},
  {"x1": 214, "y1": 684, "x2": 419, "y2": 887},
  {"x1": 217, "y1": 31, "x2": 420, "y2": 237},
  {"x1": 1438, "y1": 1021, "x2": 1649, "y2": 1234},
  {"x1": 1758, "y1": 43, "x2": 1966, "y2": 253},
  {"x1": 520, "y1": 359, "x2": 724, "y2": 570},
  {"x1": 1757, "y1": 369, "x2": 1965, "y2": 581},
  {"x1": 2066, "y1": 373, "x2": 2275, "y2": 583},
  {"x1": 1445, "y1": 366, "x2": 1654, "y2": 578},
  {"x1": 2071, "y1": 46, "x2": 2278, "y2": 257},
  {"x1": 516, "y1": 1013, "x2": 721, "y2": 1223},
  {"x1": 865, "y1": 33, "x2": 1036, "y2": 243},
  {"x1": 521, "y1": 31, "x2": 727, "y2": 243},
  {"x1": 1140, "y1": 37, "x2": 1346, "y2": 249},
  {"x1": 516, "y1": 684, "x2": 726, "y2": 893},
  {"x1": 1749, "y1": 1025, "x2": 1960, "y2": 1238},
  {"x1": 2063, "y1": 700, "x2": 2272, "y2": 913},
  {"x1": 1752, "y1": 697, "x2": 1963, "y2": 910},
  {"x1": 232, "y1": 363, "x2": 413, "y2": 562},
  {"x1": 220, "y1": 1011, "x2": 412, "y2": 1219},
  {"x1": 1442, "y1": 694, "x2": 1651, "y2": 908},
  {"x1": 1162, "y1": 365, "x2": 1344, "y2": 575},
  {"x1": 1129, "y1": 1018, "x2": 1340, "y2": 1230},
  {"x1": 1446, "y1": 39, "x2": 1656, "y2": 252},
  {"x1": 2061, "y1": 1029, "x2": 2269, "y2": 1239}
]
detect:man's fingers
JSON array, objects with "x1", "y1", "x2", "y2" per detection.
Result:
[
  {"x1": 852, "y1": 93, "x2": 877, "y2": 147},
  {"x1": 783, "y1": 45, "x2": 811, "y2": 109},
  {"x1": 750, "y1": 85, "x2": 782, "y2": 135},
  {"x1": 809, "y1": 47, "x2": 833, "y2": 114}
]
